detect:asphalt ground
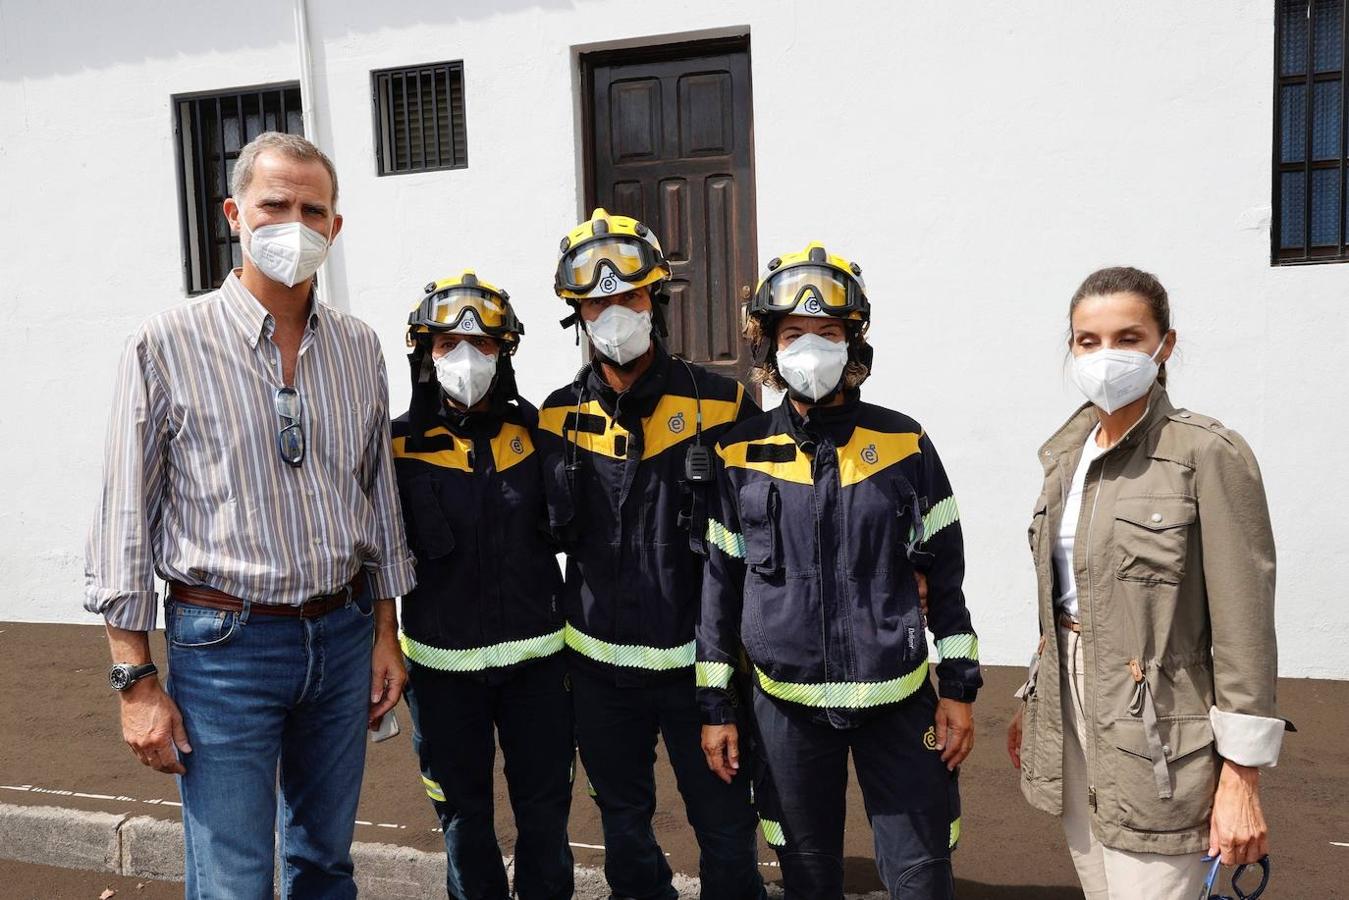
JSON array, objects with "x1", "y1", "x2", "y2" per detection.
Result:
[{"x1": 1, "y1": 622, "x2": 1343, "y2": 897}]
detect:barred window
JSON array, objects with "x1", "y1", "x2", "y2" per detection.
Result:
[
  {"x1": 372, "y1": 61, "x2": 467, "y2": 175},
  {"x1": 1274, "y1": 0, "x2": 1348, "y2": 263},
  {"x1": 174, "y1": 84, "x2": 304, "y2": 294}
]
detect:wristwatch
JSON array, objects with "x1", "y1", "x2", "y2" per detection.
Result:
[{"x1": 109, "y1": 662, "x2": 159, "y2": 692}]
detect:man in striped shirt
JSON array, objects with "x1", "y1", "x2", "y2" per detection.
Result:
[{"x1": 84, "y1": 132, "x2": 416, "y2": 899}]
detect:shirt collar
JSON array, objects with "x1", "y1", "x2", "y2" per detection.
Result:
[{"x1": 220, "y1": 269, "x2": 322, "y2": 348}]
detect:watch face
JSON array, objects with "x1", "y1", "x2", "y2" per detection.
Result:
[{"x1": 109, "y1": 666, "x2": 130, "y2": 691}]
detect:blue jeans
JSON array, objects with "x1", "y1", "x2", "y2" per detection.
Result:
[
  {"x1": 570, "y1": 665, "x2": 764, "y2": 900},
  {"x1": 404, "y1": 653, "x2": 575, "y2": 899},
  {"x1": 165, "y1": 594, "x2": 374, "y2": 900}
]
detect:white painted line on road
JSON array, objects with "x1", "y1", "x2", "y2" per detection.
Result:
[
  {"x1": 570, "y1": 841, "x2": 605, "y2": 850},
  {"x1": 71, "y1": 792, "x2": 118, "y2": 801},
  {"x1": 1331, "y1": 841, "x2": 1349, "y2": 847}
]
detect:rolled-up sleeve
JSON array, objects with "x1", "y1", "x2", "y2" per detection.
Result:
[
  {"x1": 1198, "y1": 428, "x2": 1282, "y2": 767},
  {"x1": 361, "y1": 353, "x2": 417, "y2": 599},
  {"x1": 84, "y1": 334, "x2": 170, "y2": 632}
]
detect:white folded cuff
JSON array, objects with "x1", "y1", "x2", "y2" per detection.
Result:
[{"x1": 1209, "y1": 706, "x2": 1284, "y2": 768}]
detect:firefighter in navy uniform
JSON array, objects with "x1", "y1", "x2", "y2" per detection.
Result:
[
  {"x1": 536, "y1": 209, "x2": 765, "y2": 900},
  {"x1": 393, "y1": 271, "x2": 574, "y2": 900},
  {"x1": 697, "y1": 244, "x2": 982, "y2": 898}
]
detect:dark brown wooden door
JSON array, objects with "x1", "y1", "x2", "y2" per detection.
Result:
[{"x1": 583, "y1": 38, "x2": 757, "y2": 383}]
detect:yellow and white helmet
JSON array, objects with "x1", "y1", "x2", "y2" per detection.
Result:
[
  {"x1": 744, "y1": 242, "x2": 872, "y2": 367},
  {"x1": 408, "y1": 270, "x2": 525, "y2": 350},
  {"x1": 554, "y1": 208, "x2": 671, "y2": 302},
  {"x1": 747, "y1": 242, "x2": 869, "y2": 323}
]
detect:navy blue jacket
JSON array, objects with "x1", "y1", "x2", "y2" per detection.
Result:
[
  {"x1": 697, "y1": 395, "x2": 981, "y2": 726},
  {"x1": 537, "y1": 347, "x2": 758, "y2": 684},
  {"x1": 392, "y1": 399, "x2": 564, "y2": 681}
]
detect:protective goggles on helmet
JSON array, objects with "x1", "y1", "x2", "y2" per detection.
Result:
[
  {"x1": 409, "y1": 287, "x2": 523, "y2": 339},
  {"x1": 751, "y1": 264, "x2": 867, "y2": 318},
  {"x1": 556, "y1": 237, "x2": 666, "y2": 297}
]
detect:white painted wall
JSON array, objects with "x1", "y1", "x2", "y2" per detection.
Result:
[{"x1": 2, "y1": 0, "x2": 1344, "y2": 677}]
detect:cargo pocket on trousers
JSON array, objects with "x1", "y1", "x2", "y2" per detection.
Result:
[{"x1": 1108, "y1": 715, "x2": 1217, "y2": 832}]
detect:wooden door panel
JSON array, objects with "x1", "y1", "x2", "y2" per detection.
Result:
[{"x1": 585, "y1": 39, "x2": 757, "y2": 383}]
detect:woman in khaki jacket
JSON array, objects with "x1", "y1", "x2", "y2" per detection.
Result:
[{"x1": 1006, "y1": 267, "x2": 1282, "y2": 899}]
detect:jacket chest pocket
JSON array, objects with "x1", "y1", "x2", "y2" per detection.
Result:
[
  {"x1": 399, "y1": 473, "x2": 456, "y2": 561},
  {"x1": 1112, "y1": 495, "x2": 1196, "y2": 585},
  {"x1": 738, "y1": 480, "x2": 781, "y2": 576}
]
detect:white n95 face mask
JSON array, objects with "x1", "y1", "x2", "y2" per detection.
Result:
[
  {"x1": 585, "y1": 305, "x2": 652, "y2": 366},
  {"x1": 239, "y1": 214, "x2": 333, "y2": 288},
  {"x1": 1070, "y1": 341, "x2": 1165, "y2": 414},
  {"x1": 433, "y1": 342, "x2": 498, "y2": 409},
  {"x1": 775, "y1": 332, "x2": 849, "y2": 402}
]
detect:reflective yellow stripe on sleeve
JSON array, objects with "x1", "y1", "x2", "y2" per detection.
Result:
[
  {"x1": 705, "y1": 518, "x2": 746, "y2": 559},
  {"x1": 936, "y1": 633, "x2": 979, "y2": 662},
  {"x1": 695, "y1": 661, "x2": 735, "y2": 689}
]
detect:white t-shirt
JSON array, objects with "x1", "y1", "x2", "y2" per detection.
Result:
[{"x1": 1052, "y1": 426, "x2": 1105, "y2": 619}]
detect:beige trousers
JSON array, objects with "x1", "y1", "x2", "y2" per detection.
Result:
[{"x1": 1059, "y1": 626, "x2": 1208, "y2": 900}]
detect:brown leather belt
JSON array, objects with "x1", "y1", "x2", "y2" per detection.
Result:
[
  {"x1": 1057, "y1": 611, "x2": 1081, "y2": 633},
  {"x1": 168, "y1": 572, "x2": 366, "y2": 619}
]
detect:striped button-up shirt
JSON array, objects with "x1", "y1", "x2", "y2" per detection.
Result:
[{"x1": 85, "y1": 271, "x2": 417, "y2": 631}]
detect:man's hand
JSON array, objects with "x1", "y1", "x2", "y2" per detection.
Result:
[
  {"x1": 1209, "y1": 760, "x2": 1269, "y2": 865},
  {"x1": 915, "y1": 571, "x2": 929, "y2": 622},
  {"x1": 701, "y1": 724, "x2": 740, "y2": 784},
  {"x1": 935, "y1": 698, "x2": 974, "y2": 771},
  {"x1": 121, "y1": 678, "x2": 191, "y2": 775},
  {"x1": 369, "y1": 599, "x2": 407, "y2": 730},
  {"x1": 1006, "y1": 706, "x2": 1023, "y2": 769}
]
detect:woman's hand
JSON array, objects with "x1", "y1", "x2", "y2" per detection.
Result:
[
  {"x1": 1007, "y1": 706, "x2": 1024, "y2": 769},
  {"x1": 701, "y1": 724, "x2": 740, "y2": 784},
  {"x1": 1209, "y1": 760, "x2": 1269, "y2": 865}
]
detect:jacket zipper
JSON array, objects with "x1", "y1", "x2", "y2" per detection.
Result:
[{"x1": 1082, "y1": 458, "x2": 1104, "y2": 815}]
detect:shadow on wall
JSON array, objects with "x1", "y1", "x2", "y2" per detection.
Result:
[
  {"x1": 841, "y1": 857, "x2": 1081, "y2": 899},
  {"x1": 0, "y1": 0, "x2": 587, "y2": 80}
]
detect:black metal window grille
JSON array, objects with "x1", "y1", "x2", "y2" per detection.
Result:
[
  {"x1": 174, "y1": 84, "x2": 304, "y2": 294},
  {"x1": 372, "y1": 61, "x2": 467, "y2": 175},
  {"x1": 1273, "y1": 0, "x2": 1348, "y2": 263}
]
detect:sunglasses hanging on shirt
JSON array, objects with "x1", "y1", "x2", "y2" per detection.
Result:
[{"x1": 274, "y1": 386, "x2": 305, "y2": 467}]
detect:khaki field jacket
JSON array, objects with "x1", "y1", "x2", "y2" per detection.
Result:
[{"x1": 1018, "y1": 384, "x2": 1284, "y2": 855}]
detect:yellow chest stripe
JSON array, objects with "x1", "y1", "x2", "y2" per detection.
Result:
[
  {"x1": 491, "y1": 422, "x2": 536, "y2": 473},
  {"x1": 538, "y1": 400, "x2": 631, "y2": 460},
  {"x1": 720, "y1": 428, "x2": 922, "y2": 487},
  {"x1": 541, "y1": 387, "x2": 742, "y2": 463},
  {"x1": 718, "y1": 433, "x2": 814, "y2": 486},
  {"x1": 837, "y1": 427, "x2": 922, "y2": 486},
  {"x1": 641, "y1": 388, "x2": 742, "y2": 460},
  {"x1": 392, "y1": 427, "x2": 473, "y2": 472}
]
